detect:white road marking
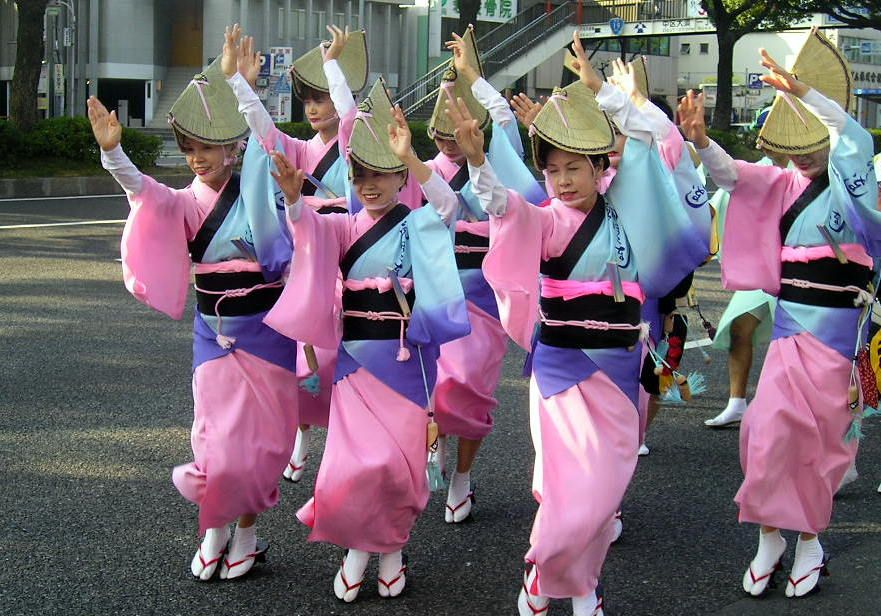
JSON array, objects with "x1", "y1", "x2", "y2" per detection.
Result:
[
  {"x1": 0, "y1": 193, "x2": 125, "y2": 203},
  {"x1": 0, "y1": 219, "x2": 126, "y2": 230}
]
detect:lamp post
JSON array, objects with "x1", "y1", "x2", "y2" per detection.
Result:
[{"x1": 49, "y1": 0, "x2": 77, "y2": 116}]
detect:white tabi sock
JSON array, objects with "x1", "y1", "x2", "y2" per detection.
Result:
[
  {"x1": 706, "y1": 397, "x2": 747, "y2": 426},
  {"x1": 447, "y1": 470, "x2": 472, "y2": 507},
  {"x1": 378, "y1": 550, "x2": 403, "y2": 581},
  {"x1": 221, "y1": 523, "x2": 257, "y2": 579},
  {"x1": 292, "y1": 426, "x2": 311, "y2": 466},
  {"x1": 572, "y1": 591, "x2": 599, "y2": 616},
  {"x1": 344, "y1": 548, "x2": 370, "y2": 580},
  {"x1": 191, "y1": 526, "x2": 230, "y2": 580},
  {"x1": 787, "y1": 536, "x2": 824, "y2": 597},
  {"x1": 743, "y1": 528, "x2": 786, "y2": 595}
]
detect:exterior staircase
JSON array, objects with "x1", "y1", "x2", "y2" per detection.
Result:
[{"x1": 147, "y1": 65, "x2": 202, "y2": 129}]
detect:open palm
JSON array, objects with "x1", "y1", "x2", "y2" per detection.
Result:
[{"x1": 87, "y1": 96, "x2": 122, "y2": 152}]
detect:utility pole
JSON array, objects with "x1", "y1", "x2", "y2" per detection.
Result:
[{"x1": 46, "y1": 5, "x2": 59, "y2": 117}]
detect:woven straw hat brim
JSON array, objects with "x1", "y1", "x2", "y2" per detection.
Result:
[
  {"x1": 427, "y1": 71, "x2": 490, "y2": 140},
  {"x1": 167, "y1": 56, "x2": 249, "y2": 145},
  {"x1": 529, "y1": 81, "x2": 616, "y2": 168},
  {"x1": 428, "y1": 26, "x2": 489, "y2": 140},
  {"x1": 291, "y1": 31, "x2": 369, "y2": 98},
  {"x1": 757, "y1": 28, "x2": 852, "y2": 155},
  {"x1": 564, "y1": 52, "x2": 650, "y2": 100},
  {"x1": 349, "y1": 77, "x2": 406, "y2": 173}
]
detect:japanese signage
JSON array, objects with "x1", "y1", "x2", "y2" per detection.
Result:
[{"x1": 441, "y1": 0, "x2": 518, "y2": 24}]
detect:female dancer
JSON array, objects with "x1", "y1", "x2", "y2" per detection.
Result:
[
  {"x1": 89, "y1": 54, "x2": 297, "y2": 580},
  {"x1": 425, "y1": 29, "x2": 543, "y2": 522},
  {"x1": 446, "y1": 32, "x2": 708, "y2": 615},
  {"x1": 265, "y1": 79, "x2": 470, "y2": 600},
  {"x1": 680, "y1": 35, "x2": 880, "y2": 597}
]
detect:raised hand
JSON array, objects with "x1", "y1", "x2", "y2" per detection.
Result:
[
  {"x1": 608, "y1": 58, "x2": 646, "y2": 106},
  {"x1": 759, "y1": 48, "x2": 809, "y2": 98},
  {"x1": 677, "y1": 90, "x2": 709, "y2": 149},
  {"x1": 222, "y1": 24, "x2": 242, "y2": 79},
  {"x1": 87, "y1": 96, "x2": 122, "y2": 152},
  {"x1": 445, "y1": 96, "x2": 485, "y2": 167},
  {"x1": 323, "y1": 25, "x2": 349, "y2": 62},
  {"x1": 571, "y1": 30, "x2": 603, "y2": 93},
  {"x1": 239, "y1": 35, "x2": 261, "y2": 88},
  {"x1": 270, "y1": 150, "x2": 306, "y2": 203},
  {"x1": 444, "y1": 31, "x2": 479, "y2": 84},
  {"x1": 388, "y1": 105, "x2": 416, "y2": 163},
  {"x1": 510, "y1": 93, "x2": 542, "y2": 129}
]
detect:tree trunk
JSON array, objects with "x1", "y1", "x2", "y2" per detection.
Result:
[
  {"x1": 458, "y1": 0, "x2": 481, "y2": 37},
  {"x1": 712, "y1": 30, "x2": 737, "y2": 131},
  {"x1": 10, "y1": 0, "x2": 50, "y2": 131}
]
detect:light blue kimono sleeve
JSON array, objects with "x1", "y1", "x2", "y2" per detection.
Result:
[
  {"x1": 406, "y1": 206, "x2": 471, "y2": 346},
  {"x1": 609, "y1": 138, "x2": 709, "y2": 298},
  {"x1": 240, "y1": 134, "x2": 292, "y2": 281},
  {"x1": 486, "y1": 123, "x2": 548, "y2": 205},
  {"x1": 829, "y1": 116, "x2": 881, "y2": 256}
]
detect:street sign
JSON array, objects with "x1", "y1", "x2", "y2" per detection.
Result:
[
  {"x1": 46, "y1": 5, "x2": 61, "y2": 17},
  {"x1": 259, "y1": 53, "x2": 271, "y2": 77},
  {"x1": 63, "y1": 27, "x2": 73, "y2": 47},
  {"x1": 609, "y1": 18, "x2": 625, "y2": 36},
  {"x1": 747, "y1": 73, "x2": 763, "y2": 90}
]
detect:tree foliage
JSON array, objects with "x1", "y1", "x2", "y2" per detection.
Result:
[
  {"x1": 10, "y1": 0, "x2": 50, "y2": 131},
  {"x1": 802, "y1": 1, "x2": 881, "y2": 31},
  {"x1": 700, "y1": 0, "x2": 802, "y2": 130}
]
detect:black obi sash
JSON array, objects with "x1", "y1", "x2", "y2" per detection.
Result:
[
  {"x1": 188, "y1": 174, "x2": 241, "y2": 263},
  {"x1": 539, "y1": 292, "x2": 642, "y2": 349},
  {"x1": 540, "y1": 196, "x2": 606, "y2": 279},
  {"x1": 780, "y1": 258, "x2": 872, "y2": 308},
  {"x1": 194, "y1": 271, "x2": 282, "y2": 316},
  {"x1": 342, "y1": 287, "x2": 415, "y2": 340},
  {"x1": 455, "y1": 231, "x2": 489, "y2": 270},
  {"x1": 301, "y1": 146, "x2": 341, "y2": 197}
]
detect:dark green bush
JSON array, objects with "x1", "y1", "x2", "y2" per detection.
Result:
[
  {"x1": 0, "y1": 117, "x2": 162, "y2": 170},
  {"x1": 869, "y1": 129, "x2": 880, "y2": 155}
]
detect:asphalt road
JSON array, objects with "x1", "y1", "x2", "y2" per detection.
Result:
[{"x1": 1, "y1": 195, "x2": 880, "y2": 616}]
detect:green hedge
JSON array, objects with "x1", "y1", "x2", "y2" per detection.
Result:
[
  {"x1": 0, "y1": 117, "x2": 162, "y2": 170},
  {"x1": 870, "y1": 129, "x2": 881, "y2": 155}
]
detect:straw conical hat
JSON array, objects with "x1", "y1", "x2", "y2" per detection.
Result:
[
  {"x1": 427, "y1": 26, "x2": 490, "y2": 140},
  {"x1": 167, "y1": 56, "x2": 248, "y2": 145},
  {"x1": 757, "y1": 27, "x2": 852, "y2": 155},
  {"x1": 564, "y1": 51, "x2": 650, "y2": 100},
  {"x1": 291, "y1": 30, "x2": 369, "y2": 98},
  {"x1": 529, "y1": 81, "x2": 616, "y2": 169},
  {"x1": 349, "y1": 77, "x2": 405, "y2": 173}
]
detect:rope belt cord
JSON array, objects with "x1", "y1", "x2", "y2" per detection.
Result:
[
  {"x1": 453, "y1": 245, "x2": 490, "y2": 254},
  {"x1": 341, "y1": 309, "x2": 411, "y2": 361},
  {"x1": 538, "y1": 310, "x2": 650, "y2": 339},
  {"x1": 193, "y1": 279, "x2": 285, "y2": 349},
  {"x1": 780, "y1": 277, "x2": 874, "y2": 307}
]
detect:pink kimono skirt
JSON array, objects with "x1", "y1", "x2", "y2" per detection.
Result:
[
  {"x1": 172, "y1": 350, "x2": 298, "y2": 535},
  {"x1": 525, "y1": 371, "x2": 640, "y2": 598},
  {"x1": 735, "y1": 331, "x2": 857, "y2": 534},
  {"x1": 434, "y1": 301, "x2": 508, "y2": 440},
  {"x1": 297, "y1": 367, "x2": 430, "y2": 553}
]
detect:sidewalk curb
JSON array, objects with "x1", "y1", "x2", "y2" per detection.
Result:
[{"x1": 0, "y1": 174, "x2": 192, "y2": 199}]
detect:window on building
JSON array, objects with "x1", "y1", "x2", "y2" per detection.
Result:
[
  {"x1": 680, "y1": 42, "x2": 691, "y2": 55},
  {"x1": 290, "y1": 9, "x2": 306, "y2": 39},
  {"x1": 313, "y1": 11, "x2": 327, "y2": 39},
  {"x1": 699, "y1": 42, "x2": 709, "y2": 55}
]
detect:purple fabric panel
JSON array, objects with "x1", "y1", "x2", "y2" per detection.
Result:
[
  {"x1": 532, "y1": 342, "x2": 641, "y2": 407},
  {"x1": 772, "y1": 300, "x2": 863, "y2": 360},
  {"x1": 460, "y1": 269, "x2": 500, "y2": 320},
  {"x1": 407, "y1": 300, "x2": 471, "y2": 347},
  {"x1": 192, "y1": 312, "x2": 298, "y2": 373},
  {"x1": 338, "y1": 339, "x2": 439, "y2": 408}
]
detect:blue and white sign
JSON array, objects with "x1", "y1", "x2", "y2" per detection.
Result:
[
  {"x1": 259, "y1": 53, "x2": 271, "y2": 77},
  {"x1": 609, "y1": 17, "x2": 625, "y2": 35},
  {"x1": 747, "y1": 73, "x2": 763, "y2": 90}
]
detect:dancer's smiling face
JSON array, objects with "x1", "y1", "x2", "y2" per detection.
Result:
[
  {"x1": 789, "y1": 147, "x2": 829, "y2": 179},
  {"x1": 179, "y1": 136, "x2": 233, "y2": 192},
  {"x1": 435, "y1": 137, "x2": 464, "y2": 163},
  {"x1": 352, "y1": 164, "x2": 406, "y2": 216},
  {"x1": 302, "y1": 88, "x2": 338, "y2": 132}
]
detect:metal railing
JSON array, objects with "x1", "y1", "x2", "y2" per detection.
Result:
[{"x1": 395, "y1": 0, "x2": 693, "y2": 116}]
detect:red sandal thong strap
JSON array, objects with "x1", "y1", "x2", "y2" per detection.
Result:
[
  {"x1": 378, "y1": 564, "x2": 408, "y2": 589},
  {"x1": 749, "y1": 560, "x2": 780, "y2": 584},
  {"x1": 339, "y1": 559, "x2": 364, "y2": 591},
  {"x1": 198, "y1": 546, "x2": 224, "y2": 569},
  {"x1": 445, "y1": 491, "x2": 475, "y2": 514},
  {"x1": 788, "y1": 562, "x2": 827, "y2": 588},
  {"x1": 520, "y1": 584, "x2": 549, "y2": 616}
]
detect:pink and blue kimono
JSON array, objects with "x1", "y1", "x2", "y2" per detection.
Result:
[
  {"x1": 119, "y1": 135, "x2": 298, "y2": 536},
  {"x1": 265, "y1": 198, "x2": 470, "y2": 552},
  {"x1": 713, "y1": 92, "x2": 881, "y2": 534},
  {"x1": 427, "y1": 86, "x2": 548, "y2": 441},
  {"x1": 477, "y1": 120, "x2": 710, "y2": 598}
]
